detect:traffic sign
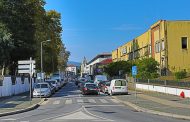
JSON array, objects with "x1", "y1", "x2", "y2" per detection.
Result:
[
  {"x1": 132, "y1": 66, "x2": 137, "y2": 76},
  {"x1": 18, "y1": 60, "x2": 35, "y2": 65},
  {"x1": 18, "y1": 58, "x2": 36, "y2": 76}
]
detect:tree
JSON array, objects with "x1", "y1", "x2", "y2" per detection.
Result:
[
  {"x1": 136, "y1": 58, "x2": 159, "y2": 79},
  {"x1": 0, "y1": 23, "x2": 14, "y2": 75},
  {"x1": 104, "y1": 61, "x2": 132, "y2": 77},
  {"x1": 0, "y1": 0, "x2": 44, "y2": 75}
]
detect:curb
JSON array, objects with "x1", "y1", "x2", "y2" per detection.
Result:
[
  {"x1": 112, "y1": 96, "x2": 190, "y2": 120},
  {"x1": 0, "y1": 98, "x2": 45, "y2": 117}
]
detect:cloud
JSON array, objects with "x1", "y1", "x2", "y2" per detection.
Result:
[{"x1": 112, "y1": 24, "x2": 142, "y2": 31}]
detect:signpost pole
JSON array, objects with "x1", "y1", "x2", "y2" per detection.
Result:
[
  {"x1": 132, "y1": 66, "x2": 137, "y2": 104},
  {"x1": 29, "y1": 57, "x2": 32, "y2": 104}
]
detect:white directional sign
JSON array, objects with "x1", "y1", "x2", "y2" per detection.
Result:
[
  {"x1": 18, "y1": 58, "x2": 36, "y2": 76},
  {"x1": 18, "y1": 60, "x2": 35, "y2": 65}
]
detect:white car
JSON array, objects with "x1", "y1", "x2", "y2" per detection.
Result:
[
  {"x1": 33, "y1": 82, "x2": 52, "y2": 98},
  {"x1": 108, "y1": 79, "x2": 128, "y2": 95},
  {"x1": 45, "y1": 80, "x2": 59, "y2": 91}
]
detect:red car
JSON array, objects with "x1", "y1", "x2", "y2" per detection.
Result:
[{"x1": 82, "y1": 83, "x2": 100, "y2": 95}]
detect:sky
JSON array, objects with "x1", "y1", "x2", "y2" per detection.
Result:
[{"x1": 45, "y1": 0, "x2": 190, "y2": 62}]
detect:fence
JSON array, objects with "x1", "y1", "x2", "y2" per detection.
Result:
[
  {"x1": 137, "y1": 79, "x2": 190, "y2": 88},
  {"x1": 0, "y1": 76, "x2": 34, "y2": 97}
]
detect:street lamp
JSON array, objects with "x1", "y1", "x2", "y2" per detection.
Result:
[{"x1": 41, "y1": 40, "x2": 51, "y2": 78}]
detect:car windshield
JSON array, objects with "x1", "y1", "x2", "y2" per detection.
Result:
[
  {"x1": 115, "y1": 80, "x2": 126, "y2": 86},
  {"x1": 35, "y1": 84, "x2": 48, "y2": 88}
]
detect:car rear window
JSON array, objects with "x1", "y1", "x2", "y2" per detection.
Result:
[
  {"x1": 35, "y1": 84, "x2": 48, "y2": 88},
  {"x1": 86, "y1": 84, "x2": 97, "y2": 88},
  {"x1": 115, "y1": 80, "x2": 126, "y2": 86}
]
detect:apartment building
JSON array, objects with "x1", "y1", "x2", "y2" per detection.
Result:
[{"x1": 112, "y1": 20, "x2": 190, "y2": 75}]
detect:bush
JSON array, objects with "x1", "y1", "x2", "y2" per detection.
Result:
[{"x1": 175, "y1": 71, "x2": 187, "y2": 79}]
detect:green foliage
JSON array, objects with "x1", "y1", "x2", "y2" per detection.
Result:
[
  {"x1": 175, "y1": 71, "x2": 187, "y2": 79},
  {"x1": 0, "y1": 0, "x2": 69, "y2": 75},
  {"x1": 104, "y1": 61, "x2": 132, "y2": 77},
  {"x1": 136, "y1": 58, "x2": 159, "y2": 79},
  {"x1": 0, "y1": 23, "x2": 14, "y2": 69}
]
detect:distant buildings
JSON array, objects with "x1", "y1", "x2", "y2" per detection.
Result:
[
  {"x1": 66, "y1": 64, "x2": 77, "y2": 76},
  {"x1": 112, "y1": 20, "x2": 190, "y2": 75},
  {"x1": 81, "y1": 53, "x2": 112, "y2": 76}
]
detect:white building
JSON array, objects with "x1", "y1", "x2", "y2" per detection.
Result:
[
  {"x1": 82, "y1": 53, "x2": 111, "y2": 76},
  {"x1": 66, "y1": 64, "x2": 77, "y2": 75}
]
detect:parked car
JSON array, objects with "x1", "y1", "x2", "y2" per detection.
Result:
[
  {"x1": 45, "y1": 80, "x2": 59, "y2": 91},
  {"x1": 77, "y1": 78, "x2": 86, "y2": 88},
  {"x1": 79, "y1": 80, "x2": 94, "y2": 91},
  {"x1": 108, "y1": 79, "x2": 128, "y2": 95},
  {"x1": 98, "y1": 81, "x2": 111, "y2": 94},
  {"x1": 81, "y1": 83, "x2": 100, "y2": 95},
  {"x1": 94, "y1": 75, "x2": 107, "y2": 85},
  {"x1": 33, "y1": 82, "x2": 52, "y2": 98}
]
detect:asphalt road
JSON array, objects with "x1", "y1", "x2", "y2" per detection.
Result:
[{"x1": 0, "y1": 81, "x2": 189, "y2": 122}]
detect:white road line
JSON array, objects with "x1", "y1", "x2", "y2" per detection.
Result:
[
  {"x1": 88, "y1": 99, "x2": 96, "y2": 103},
  {"x1": 1, "y1": 118, "x2": 16, "y2": 121},
  {"x1": 65, "y1": 99, "x2": 72, "y2": 104},
  {"x1": 53, "y1": 100, "x2": 60, "y2": 105},
  {"x1": 110, "y1": 98, "x2": 120, "y2": 103},
  {"x1": 77, "y1": 99, "x2": 84, "y2": 103},
  {"x1": 99, "y1": 99, "x2": 109, "y2": 103}
]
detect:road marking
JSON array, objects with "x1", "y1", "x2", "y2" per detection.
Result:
[
  {"x1": 54, "y1": 111, "x2": 97, "y2": 120},
  {"x1": 84, "y1": 104, "x2": 124, "y2": 107},
  {"x1": 88, "y1": 99, "x2": 96, "y2": 103},
  {"x1": 1, "y1": 118, "x2": 16, "y2": 121},
  {"x1": 77, "y1": 99, "x2": 84, "y2": 103},
  {"x1": 65, "y1": 99, "x2": 72, "y2": 104},
  {"x1": 110, "y1": 98, "x2": 120, "y2": 103},
  {"x1": 99, "y1": 99, "x2": 109, "y2": 103},
  {"x1": 53, "y1": 100, "x2": 60, "y2": 105}
]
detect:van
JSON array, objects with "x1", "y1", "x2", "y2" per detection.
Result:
[
  {"x1": 94, "y1": 75, "x2": 107, "y2": 85},
  {"x1": 108, "y1": 79, "x2": 128, "y2": 95}
]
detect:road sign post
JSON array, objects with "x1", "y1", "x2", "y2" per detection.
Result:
[
  {"x1": 132, "y1": 66, "x2": 138, "y2": 104},
  {"x1": 18, "y1": 57, "x2": 36, "y2": 103}
]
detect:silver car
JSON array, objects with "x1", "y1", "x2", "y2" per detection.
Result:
[
  {"x1": 45, "y1": 80, "x2": 59, "y2": 91},
  {"x1": 33, "y1": 82, "x2": 52, "y2": 98}
]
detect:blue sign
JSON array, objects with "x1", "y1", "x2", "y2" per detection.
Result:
[{"x1": 132, "y1": 66, "x2": 137, "y2": 76}]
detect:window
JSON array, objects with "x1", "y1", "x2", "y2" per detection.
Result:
[
  {"x1": 149, "y1": 45, "x2": 152, "y2": 54},
  {"x1": 162, "y1": 40, "x2": 165, "y2": 50},
  {"x1": 155, "y1": 41, "x2": 161, "y2": 53},
  {"x1": 181, "y1": 37, "x2": 188, "y2": 49},
  {"x1": 115, "y1": 80, "x2": 127, "y2": 86}
]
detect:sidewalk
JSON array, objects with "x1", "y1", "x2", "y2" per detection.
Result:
[
  {"x1": 0, "y1": 92, "x2": 43, "y2": 116},
  {"x1": 113, "y1": 90, "x2": 190, "y2": 119}
]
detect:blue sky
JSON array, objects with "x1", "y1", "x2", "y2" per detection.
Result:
[{"x1": 45, "y1": 0, "x2": 190, "y2": 62}]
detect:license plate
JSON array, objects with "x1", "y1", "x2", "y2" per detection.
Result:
[{"x1": 115, "y1": 87, "x2": 121, "y2": 89}]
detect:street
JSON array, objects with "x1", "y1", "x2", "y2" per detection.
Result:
[{"x1": 0, "y1": 81, "x2": 188, "y2": 122}]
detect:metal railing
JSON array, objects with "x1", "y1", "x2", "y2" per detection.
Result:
[{"x1": 137, "y1": 79, "x2": 190, "y2": 88}]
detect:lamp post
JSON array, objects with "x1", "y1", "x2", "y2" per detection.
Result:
[{"x1": 41, "y1": 40, "x2": 51, "y2": 76}]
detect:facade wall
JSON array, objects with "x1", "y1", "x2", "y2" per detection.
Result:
[
  {"x1": 166, "y1": 21, "x2": 190, "y2": 72},
  {"x1": 112, "y1": 20, "x2": 190, "y2": 73}
]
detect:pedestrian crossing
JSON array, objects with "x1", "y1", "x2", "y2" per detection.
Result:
[{"x1": 44, "y1": 98, "x2": 120, "y2": 105}]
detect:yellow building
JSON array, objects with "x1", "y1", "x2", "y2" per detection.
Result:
[{"x1": 112, "y1": 20, "x2": 190, "y2": 75}]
